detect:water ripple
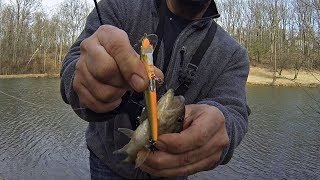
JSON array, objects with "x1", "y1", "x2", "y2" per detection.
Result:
[{"x1": 1, "y1": 79, "x2": 320, "y2": 179}]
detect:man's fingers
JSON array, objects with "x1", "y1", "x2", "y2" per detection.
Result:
[
  {"x1": 96, "y1": 25, "x2": 149, "y2": 92},
  {"x1": 80, "y1": 36, "x2": 128, "y2": 89},
  {"x1": 156, "y1": 121, "x2": 216, "y2": 154},
  {"x1": 140, "y1": 152, "x2": 221, "y2": 177},
  {"x1": 142, "y1": 134, "x2": 222, "y2": 170},
  {"x1": 139, "y1": 104, "x2": 228, "y2": 177},
  {"x1": 156, "y1": 105, "x2": 226, "y2": 154},
  {"x1": 154, "y1": 66, "x2": 164, "y2": 87},
  {"x1": 76, "y1": 25, "x2": 165, "y2": 112},
  {"x1": 182, "y1": 104, "x2": 198, "y2": 129},
  {"x1": 77, "y1": 57, "x2": 126, "y2": 103},
  {"x1": 82, "y1": 25, "x2": 163, "y2": 91},
  {"x1": 73, "y1": 70, "x2": 122, "y2": 113}
]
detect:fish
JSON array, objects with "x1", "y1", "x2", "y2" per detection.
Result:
[{"x1": 113, "y1": 89, "x2": 185, "y2": 168}]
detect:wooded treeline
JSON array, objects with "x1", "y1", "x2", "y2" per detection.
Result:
[
  {"x1": 0, "y1": 0, "x2": 319, "y2": 76},
  {"x1": 0, "y1": 0, "x2": 90, "y2": 75},
  {"x1": 217, "y1": 0, "x2": 320, "y2": 79}
]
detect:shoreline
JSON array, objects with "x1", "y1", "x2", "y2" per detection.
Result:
[
  {"x1": 247, "y1": 66, "x2": 320, "y2": 88},
  {"x1": 0, "y1": 74, "x2": 60, "y2": 79},
  {"x1": 0, "y1": 67, "x2": 319, "y2": 88}
]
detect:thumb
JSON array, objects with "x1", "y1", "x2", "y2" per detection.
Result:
[
  {"x1": 154, "y1": 66, "x2": 164, "y2": 87},
  {"x1": 156, "y1": 124, "x2": 205, "y2": 154},
  {"x1": 155, "y1": 133, "x2": 187, "y2": 153},
  {"x1": 97, "y1": 25, "x2": 149, "y2": 92}
]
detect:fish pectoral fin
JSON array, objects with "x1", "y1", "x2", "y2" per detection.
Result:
[
  {"x1": 135, "y1": 149, "x2": 150, "y2": 169},
  {"x1": 123, "y1": 156, "x2": 135, "y2": 163},
  {"x1": 118, "y1": 128, "x2": 134, "y2": 138},
  {"x1": 113, "y1": 144, "x2": 129, "y2": 155}
]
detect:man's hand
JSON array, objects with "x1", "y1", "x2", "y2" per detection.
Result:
[
  {"x1": 139, "y1": 104, "x2": 229, "y2": 177},
  {"x1": 73, "y1": 25, "x2": 163, "y2": 113}
]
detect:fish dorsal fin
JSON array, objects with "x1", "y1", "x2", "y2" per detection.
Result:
[
  {"x1": 135, "y1": 149, "x2": 151, "y2": 168},
  {"x1": 118, "y1": 128, "x2": 134, "y2": 138}
]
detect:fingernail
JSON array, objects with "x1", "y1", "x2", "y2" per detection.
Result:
[
  {"x1": 156, "y1": 140, "x2": 167, "y2": 151},
  {"x1": 130, "y1": 74, "x2": 146, "y2": 91}
]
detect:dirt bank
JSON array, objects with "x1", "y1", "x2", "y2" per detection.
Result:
[
  {"x1": 0, "y1": 68, "x2": 319, "y2": 88},
  {"x1": 0, "y1": 74, "x2": 59, "y2": 79},
  {"x1": 248, "y1": 66, "x2": 320, "y2": 88}
]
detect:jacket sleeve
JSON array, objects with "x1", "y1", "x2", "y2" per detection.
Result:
[
  {"x1": 60, "y1": 0, "x2": 127, "y2": 122},
  {"x1": 198, "y1": 46, "x2": 251, "y2": 164}
]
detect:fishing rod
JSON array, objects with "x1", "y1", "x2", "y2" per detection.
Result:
[{"x1": 93, "y1": 0, "x2": 103, "y2": 25}]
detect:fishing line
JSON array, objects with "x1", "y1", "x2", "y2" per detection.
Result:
[
  {"x1": 0, "y1": 90, "x2": 38, "y2": 106},
  {"x1": 93, "y1": 0, "x2": 103, "y2": 25},
  {"x1": 274, "y1": 74, "x2": 320, "y2": 116},
  {"x1": 1, "y1": 1, "x2": 103, "y2": 113},
  {"x1": 0, "y1": 89, "x2": 85, "y2": 112}
]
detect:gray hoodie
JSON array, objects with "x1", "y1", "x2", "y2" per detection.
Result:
[{"x1": 60, "y1": 0, "x2": 250, "y2": 179}]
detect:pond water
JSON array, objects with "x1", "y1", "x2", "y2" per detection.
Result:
[{"x1": 0, "y1": 79, "x2": 319, "y2": 179}]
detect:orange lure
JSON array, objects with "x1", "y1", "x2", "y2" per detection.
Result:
[{"x1": 140, "y1": 35, "x2": 159, "y2": 144}]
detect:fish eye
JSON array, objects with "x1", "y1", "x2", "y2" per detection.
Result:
[{"x1": 177, "y1": 117, "x2": 183, "y2": 122}]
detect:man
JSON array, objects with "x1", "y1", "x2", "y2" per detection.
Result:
[{"x1": 60, "y1": 0, "x2": 250, "y2": 179}]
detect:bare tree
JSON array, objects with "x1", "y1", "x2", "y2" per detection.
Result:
[
  {"x1": 215, "y1": 0, "x2": 320, "y2": 75},
  {"x1": 0, "y1": 0, "x2": 92, "y2": 74},
  {"x1": 0, "y1": 0, "x2": 319, "y2": 75}
]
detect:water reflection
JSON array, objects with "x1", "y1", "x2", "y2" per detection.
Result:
[{"x1": 0, "y1": 79, "x2": 89, "y2": 180}]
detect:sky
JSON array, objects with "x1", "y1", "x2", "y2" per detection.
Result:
[
  {"x1": 42, "y1": 0, "x2": 64, "y2": 8},
  {"x1": 0, "y1": 0, "x2": 100, "y2": 14},
  {"x1": 2, "y1": 0, "x2": 94, "y2": 13},
  {"x1": 40, "y1": 0, "x2": 65, "y2": 12},
  {"x1": 2, "y1": 0, "x2": 63, "y2": 11},
  {"x1": 3, "y1": 0, "x2": 64, "y2": 7}
]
